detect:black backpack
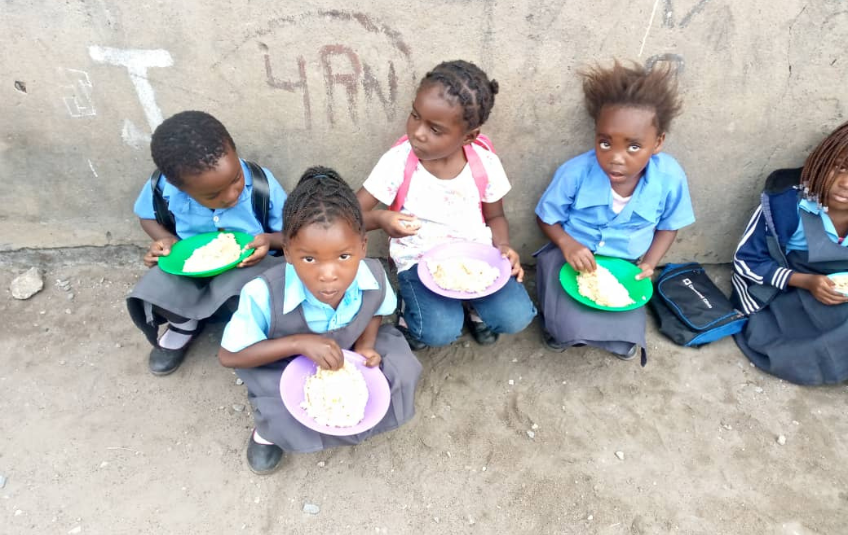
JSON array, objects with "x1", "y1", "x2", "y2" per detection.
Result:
[
  {"x1": 149, "y1": 160, "x2": 272, "y2": 236},
  {"x1": 649, "y1": 263, "x2": 747, "y2": 347}
]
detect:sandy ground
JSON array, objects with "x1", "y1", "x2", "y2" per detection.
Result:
[{"x1": 1, "y1": 248, "x2": 847, "y2": 535}]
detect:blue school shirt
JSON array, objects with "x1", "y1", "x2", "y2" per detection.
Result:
[
  {"x1": 220, "y1": 261, "x2": 397, "y2": 353},
  {"x1": 133, "y1": 159, "x2": 287, "y2": 239},
  {"x1": 535, "y1": 150, "x2": 695, "y2": 259},
  {"x1": 785, "y1": 199, "x2": 848, "y2": 251}
]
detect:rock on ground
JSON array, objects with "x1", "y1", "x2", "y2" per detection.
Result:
[{"x1": 10, "y1": 267, "x2": 43, "y2": 300}]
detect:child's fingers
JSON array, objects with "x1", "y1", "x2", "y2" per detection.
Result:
[
  {"x1": 325, "y1": 343, "x2": 344, "y2": 370},
  {"x1": 575, "y1": 254, "x2": 595, "y2": 273},
  {"x1": 237, "y1": 251, "x2": 259, "y2": 268}
]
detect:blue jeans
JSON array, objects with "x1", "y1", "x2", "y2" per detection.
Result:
[{"x1": 397, "y1": 264, "x2": 537, "y2": 347}]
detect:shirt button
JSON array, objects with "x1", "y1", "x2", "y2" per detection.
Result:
[
  {"x1": 599, "y1": 241, "x2": 605, "y2": 247},
  {"x1": 213, "y1": 216, "x2": 219, "y2": 223}
]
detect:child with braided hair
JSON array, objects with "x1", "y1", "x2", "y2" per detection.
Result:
[
  {"x1": 732, "y1": 120, "x2": 848, "y2": 385},
  {"x1": 219, "y1": 166, "x2": 422, "y2": 474},
  {"x1": 357, "y1": 60, "x2": 536, "y2": 349}
]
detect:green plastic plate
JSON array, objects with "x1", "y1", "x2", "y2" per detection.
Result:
[
  {"x1": 157, "y1": 231, "x2": 254, "y2": 278},
  {"x1": 559, "y1": 255, "x2": 653, "y2": 312}
]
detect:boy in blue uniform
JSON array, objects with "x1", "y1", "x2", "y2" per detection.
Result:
[
  {"x1": 534, "y1": 61, "x2": 695, "y2": 362},
  {"x1": 127, "y1": 111, "x2": 287, "y2": 375}
]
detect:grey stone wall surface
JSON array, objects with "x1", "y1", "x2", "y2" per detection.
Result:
[{"x1": 1, "y1": 1, "x2": 844, "y2": 262}]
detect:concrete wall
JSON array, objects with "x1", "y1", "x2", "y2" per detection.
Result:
[{"x1": 2, "y1": 0, "x2": 845, "y2": 262}]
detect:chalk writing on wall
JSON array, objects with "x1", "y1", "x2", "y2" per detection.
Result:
[
  {"x1": 61, "y1": 68, "x2": 97, "y2": 118},
  {"x1": 663, "y1": 0, "x2": 713, "y2": 29},
  {"x1": 646, "y1": 53, "x2": 686, "y2": 75},
  {"x1": 220, "y1": 10, "x2": 412, "y2": 131},
  {"x1": 89, "y1": 46, "x2": 173, "y2": 149}
]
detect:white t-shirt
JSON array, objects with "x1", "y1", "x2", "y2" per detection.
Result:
[
  {"x1": 363, "y1": 141, "x2": 512, "y2": 272},
  {"x1": 611, "y1": 189, "x2": 632, "y2": 214}
]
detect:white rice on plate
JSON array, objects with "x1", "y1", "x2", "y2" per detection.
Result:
[
  {"x1": 577, "y1": 265, "x2": 635, "y2": 308},
  {"x1": 427, "y1": 258, "x2": 500, "y2": 293},
  {"x1": 831, "y1": 274, "x2": 848, "y2": 294},
  {"x1": 182, "y1": 233, "x2": 242, "y2": 272},
  {"x1": 300, "y1": 360, "x2": 369, "y2": 428}
]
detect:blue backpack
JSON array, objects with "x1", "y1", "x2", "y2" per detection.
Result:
[{"x1": 649, "y1": 263, "x2": 747, "y2": 347}]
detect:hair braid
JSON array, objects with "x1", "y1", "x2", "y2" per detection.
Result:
[
  {"x1": 282, "y1": 166, "x2": 364, "y2": 242},
  {"x1": 420, "y1": 60, "x2": 499, "y2": 130},
  {"x1": 802, "y1": 121, "x2": 848, "y2": 204}
]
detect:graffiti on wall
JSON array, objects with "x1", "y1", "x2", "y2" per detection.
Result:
[
  {"x1": 60, "y1": 68, "x2": 97, "y2": 118},
  {"x1": 89, "y1": 46, "x2": 173, "y2": 148},
  {"x1": 220, "y1": 10, "x2": 414, "y2": 131},
  {"x1": 640, "y1": 0, "x2": 713, "y2": 72}
]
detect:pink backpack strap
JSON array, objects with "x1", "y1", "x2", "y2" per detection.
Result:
[
  {"x1": 388, "y1": 134, "x2": 495, "y2": 216},
  {"x1": 389, "y1": 135, "x2": 418, "y2": 212}
]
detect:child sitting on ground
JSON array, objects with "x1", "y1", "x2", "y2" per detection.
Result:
[
  {"x1": 356, "y1": 60, "x2": 536, "y2": 350},
  {"x1": 535, "y1": 61, "x2": 695, "y2": 362},
  {"x1": 127, "y1": 110, "x2": 287, "y2": 375},
  {"x1": 732, "y1": 120, "x2": 848, "y2": 385},
  {"x1": 218, "y1": 167, "x2": 422, "y2": 474}
]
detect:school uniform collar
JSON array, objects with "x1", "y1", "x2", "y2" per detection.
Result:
[
  {"x1": 163, "y1": 159, "x2": 253, "y2": 214},
  {"x1": 282, "y1": 260, "x2": 380, "y2": 314},
  {"x1": 798, "y1": 197, "x2": 847, "y2": 241},
  {"x1": 799, "y1": 198, "x2": 824, "y2": 215},
  {"x1": 573, "y1": 152, "x2": 658, "y2": 220}
]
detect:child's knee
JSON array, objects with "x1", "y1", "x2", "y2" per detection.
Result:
[
  {"x1": 416, "y1": 322, "x2": 463, "y2": 347},
  {"x1": 494, "y1": 304, "x2": 537, "y2": 334},
  {"x1": 406, "y1": 311, "x2": 462, "y2": 346}
]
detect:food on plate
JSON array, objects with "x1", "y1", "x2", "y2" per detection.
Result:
[
  {"x1": 301, "y1": 360, "x2": 369, "y2": 427},
  {"x1": 577, "y1": 265, "x2": 635, "y2": 307},
  {"x1": 400, "y1": 216, "x2": 422, "y2": 230},
  {"x1": 830, "y1": 274, "x2": 848, "y2": 294},
  {"x1": 427, "y1": 257, "x2": 500, "y2": 293},
  {"x1": 182, "y1": 233, "x2": 242, "y2": 273}
]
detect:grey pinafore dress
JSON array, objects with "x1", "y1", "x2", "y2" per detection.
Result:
[
  {"x1": 236, "y1": 259, "x2": 423, "y2": 453},
  {"x1": 734, "y1": 211, "x2": 848, "y2": 385},
  {"x1": 534, "y1": 242, "x2": 648, "y2": 363},
  {"x1": 127, "y1": 256, "x2": 284, "y2": 347}
]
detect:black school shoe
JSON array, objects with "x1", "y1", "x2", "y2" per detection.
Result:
[
  {"x1": 396, "y1": 324, "x2": 428, "y2": 351},
  {"x1": 148, "y1": 323, "x2": 203, "y2": 376},
  {"x1": 542, "y1": 331, "x2": 568, "y2": 353},
  {"x1": 467, "y1": 317, "x2": 499, "y2": 346},
  {"x1": 148, "y1": 345, "x2": 189, "y2": 376},
  {"x1": 247, "y1": 436, "x2": 284, "y2": 475},
  {"x1": 616, "y1": 344, "x2": 639, "y2": 361}
]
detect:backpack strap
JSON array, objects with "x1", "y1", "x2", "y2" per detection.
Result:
[
  {"x1": 245, "y1": 160, "x2": 272, "y2": 234},
  {"x1": 149, "y1": 170, "x2": 177, "y2": 235},
  {"x1": 388, "y1": 135, "x2": 493, "y2": 221}
]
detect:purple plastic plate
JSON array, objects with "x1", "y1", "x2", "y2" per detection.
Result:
[
  {"x1": 418, "y1": 241, "x2": 512, "y2": 299},
  {"x1": 279, "y1": 350, "x2": 390, "y2": 437}
]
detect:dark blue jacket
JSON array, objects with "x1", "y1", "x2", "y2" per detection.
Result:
[{"x1": 731, "y1": 168, "x2": 803, "y2": 314}]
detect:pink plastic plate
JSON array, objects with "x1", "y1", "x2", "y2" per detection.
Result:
[
  {"x1": 279, "y1": 350, "x2": 391, "y2": 437},
  {"x1": 418, "y1": 241, "x2": 512, "y2": 299}
]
